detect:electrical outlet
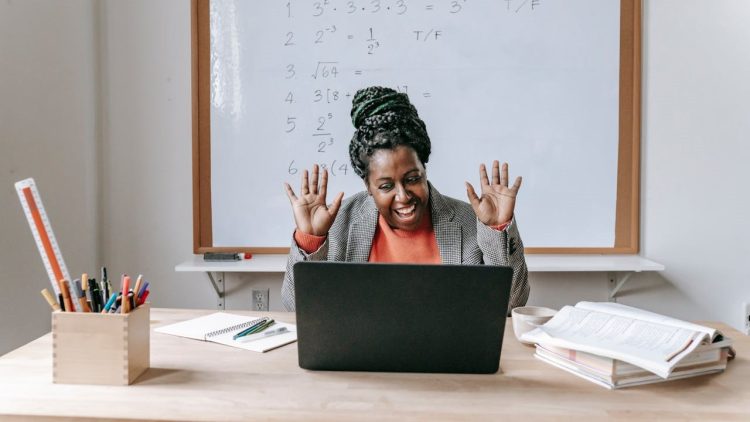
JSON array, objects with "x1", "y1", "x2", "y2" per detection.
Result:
[
  {"x1": 252, "y1": 289, "x2": 269, "y2": 311},
  {"x1": 744, "y1": 302, "x2": 750, "y2": 336}
]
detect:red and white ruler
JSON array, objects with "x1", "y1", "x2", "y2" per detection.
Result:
[{"x1": 15, "y1": 178, "x2": 81, "y2": 311}]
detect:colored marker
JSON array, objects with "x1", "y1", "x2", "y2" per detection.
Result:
[
  {"x1": 58, "y1": 279, "x2": 74, "y2": 312},
  {"x1": 137, "y1": 290, "x2": 150, "y2": 306},
  {"x1": 73, "y1": 279, "x2": 91, "y2": 312},
  {"x1": 40, "y1": 288, "x2": 61, "y2": 312},
  {"x1": 137, "y1": 281, "x2": 149, "y2": 301},
  {"x1": 121, "y1": 275, "x2": 131, "y2": 314},
  {"x1": 102, "y1": 293, "x2": 117, "y2": 313}
]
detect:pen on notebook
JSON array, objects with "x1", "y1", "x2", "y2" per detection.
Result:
[
  {"x1": 236, "y1": 326, "x2": 289, "y2": 343},
  {"x1": 237, "y1": 319, "x2": 275, "y2": 339},
  {"x1": 232, "y1": 318, "x2": 269, "y2": 340},
  {"x1": 263, "y1": 327, "x2": 288, "y2": 337},
  {"x1": 40, "y1": 288, "x2": 61, "y2": 312}
]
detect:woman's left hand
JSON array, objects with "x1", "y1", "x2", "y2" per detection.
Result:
[{"x1": 466, "y1": 161, "x2": 522, "y2": 227}]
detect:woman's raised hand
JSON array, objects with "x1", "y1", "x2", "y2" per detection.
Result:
[
  {"x1": 465, "y1": 161, "x2": 522, "y2": 227},
  {"x1": 284, "y1": 165, "x2": 344, "y2": 236}
]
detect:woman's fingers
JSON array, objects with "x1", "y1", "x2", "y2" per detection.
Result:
[
  {"x1": 283, "y1": 183, "x2": 298, "y2": 203},
  {"x1": 511, "y1": 176, "x2": 522, "y2": 193},
  {"x1": 310, "y1": 164, "x2": 319, "y2": 195},
  {"x1": 328, "y1": 191, "x2": 345, "y2": 217},
  {"x1": 301, "y1": 169, "x2": 310, "y2": 195},
  {"x1": 479, "y1": 164, "x2": 490, "y2": 187},
  {"x1": 465, "y1": 182, "x2": 481, "y2": 209},
  {"x1": 499, "y1": 162, "x2": 508, "y2": 187},
  {"x1": 318, "y1": 168, "x2": 328, "y2": 199},
  {"x1": 493, "y1": 161, "x2": 503, "y2": 185}
]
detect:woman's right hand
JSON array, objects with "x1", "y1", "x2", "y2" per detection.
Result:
[{"x1": 284, "y1": 164, "x2": 344, "y2": 236}]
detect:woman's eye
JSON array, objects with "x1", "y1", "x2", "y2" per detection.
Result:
[
  {"x1": 379, "y1": 183, "x2": 393, "y2": 190},
  {"x1": 406, "y1": 176, "x2": 421, "y2": 183}
]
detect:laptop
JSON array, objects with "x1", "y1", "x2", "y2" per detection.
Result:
[{"x1": 293, "y1": 262, "x2": 512, "y2": 374}]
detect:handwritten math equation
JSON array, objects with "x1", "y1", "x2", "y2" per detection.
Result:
[{"x1": 280, "y1": 0, "x2": 542, "y2": 177}]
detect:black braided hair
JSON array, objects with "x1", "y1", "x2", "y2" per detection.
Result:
[{"x1": 349, "y1": 86, "x2": 431, "y2": 179}]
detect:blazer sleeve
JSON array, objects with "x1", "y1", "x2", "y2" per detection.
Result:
[
  {"x1": 476, "y1": 217, "x2": 530, "y2": 312},
  {"x1": 281, "y1": 234, "x2": 329, "y2": 311}
]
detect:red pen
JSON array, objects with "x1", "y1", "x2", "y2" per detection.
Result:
[{"x1": 138, "y1": 290, "x2": 150, "y2": 306}]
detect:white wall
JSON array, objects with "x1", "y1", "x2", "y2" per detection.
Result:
[
  {"x1": 0, "y1": 0, "x2": 98, "y2": 355},
  {"x1": 635, "y1": 0, "x2": 750, "y2": 329},
  {"x1": 2, "y1": 0, "x2": 749, "y2": 355}
]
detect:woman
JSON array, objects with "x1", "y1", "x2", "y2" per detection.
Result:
[{"x1": 282, "y1": 86, "x2": 529, "y2": 311}]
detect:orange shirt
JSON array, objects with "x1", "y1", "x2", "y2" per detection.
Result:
[
  {"x1": 367, "y1": 212, "x2": 441, "y2": 263},
  {"x1": 293, "y1": 210, "x2": 441, "y2": 263}
]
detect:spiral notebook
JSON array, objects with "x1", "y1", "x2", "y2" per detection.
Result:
[{"x1": 154, "y1": 312, "x2": 297, "y2": 352}]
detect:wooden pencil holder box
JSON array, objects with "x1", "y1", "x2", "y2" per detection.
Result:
[{"x1": 52, "y1": 303, "x2": 150, "y2": 385}]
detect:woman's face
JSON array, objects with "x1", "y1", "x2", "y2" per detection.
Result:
[{"x1": 365, "y1": 145, "x2": 429, "y2": 231}]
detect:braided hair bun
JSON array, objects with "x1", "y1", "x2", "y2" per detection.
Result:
[{"x1": 349, "y1": 86, "x2": 431, "y2": 179}]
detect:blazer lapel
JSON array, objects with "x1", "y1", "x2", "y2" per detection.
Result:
[
  {"x1": 346, "y1": 195, "x2": 378, "y2": 262},
  {"x1": 429, "y1": 183, "x2": 462, "y2": 265}
]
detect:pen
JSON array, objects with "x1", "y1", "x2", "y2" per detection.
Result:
[
  {"x1": 232, "y1": 318, "x2": 269, "y2": 340},
  {"x1": 263, "y1": 327, "x2": 288, "y2": 337},
  {"x1": 41, "y1": 288, "x2": 61, "y2": 312},
  {"x1": 102, "y1": 293, "x2": 117, "y2": 313},
  {"x1": 100, "y1": 266, "x2": 110, "y2": 303},
  {"x1": 89, "y1": 278, "x2": 101, "y2": 312},
  {"x1": 236, "y1": 326, "x2": 289, "y2": 343},
  {"x1": 137, "y1": 290, "x2": 150, "y2": 306},
  {"x1": 137, "y1": 281, "x2": 149, "y2": 301},
  {"x1": 133, "y1": 275, "x2": 144, "y2": 307},
  {"x1": 83, "y1": 276, "x2": 94, "y2": 311},
  {"x1": 58, "y1": 293, "x2": 65, "y2": 311},
  {"x1": 235, "y1": 319, "x2": 275, "y2": 340},
  {"x1": 73, "y1": 279, "x2": 91, "y2": 312}
]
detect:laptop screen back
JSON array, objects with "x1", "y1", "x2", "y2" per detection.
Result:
[{"x1": 293, "y1": 262, "x2": 512, "y2": 374}]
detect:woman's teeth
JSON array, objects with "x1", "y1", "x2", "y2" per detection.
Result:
[{"x1": 395, "y1": 205, "x2": 416, "y2": 216}]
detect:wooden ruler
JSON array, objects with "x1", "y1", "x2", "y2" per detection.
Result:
[{"x1": 15, "y1": 178, "x2": 81, "y2": 311}]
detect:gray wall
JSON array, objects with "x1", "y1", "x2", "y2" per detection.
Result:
[
  {"x1": 0, "y1": 0, "x2": 98, "y2": 355},
  {"x1": 2, "y1": 0, "x2": 749, "y2": 355}
]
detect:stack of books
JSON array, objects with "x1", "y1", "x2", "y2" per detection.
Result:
[{"x1": 520, "y1": 302, "x2": 734, "y2": 389}]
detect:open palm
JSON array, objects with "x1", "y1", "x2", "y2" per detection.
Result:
[
  {"x1": 284, "y1": 165, "x2": 344, "y2": 236},
  {"x1": 465, "y1": 161, "x2": 522, "y2": 227}
]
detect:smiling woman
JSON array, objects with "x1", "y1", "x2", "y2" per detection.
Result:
[{"x1": 281, "y1": 86, "x2": 529, "y2": 312}]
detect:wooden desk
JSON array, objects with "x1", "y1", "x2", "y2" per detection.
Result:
[
  {"x1": 176, "y1": 254, "x2": 666, "y2": 309},
  {"x1": 1, "y1": 308, "x2": 747, "y2": 421}
]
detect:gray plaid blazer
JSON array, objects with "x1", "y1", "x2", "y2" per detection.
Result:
[{"x1": 281, "y1": 183, "x2": 530, "y2": 312}]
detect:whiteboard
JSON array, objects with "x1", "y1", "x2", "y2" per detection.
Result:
[{"x1": 205, "y1": 0, "x2": 623, "y2": 249}]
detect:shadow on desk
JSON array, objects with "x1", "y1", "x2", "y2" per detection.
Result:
[{"x1": 134, "y1": 368, "x2": 195, "y2": 385}]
